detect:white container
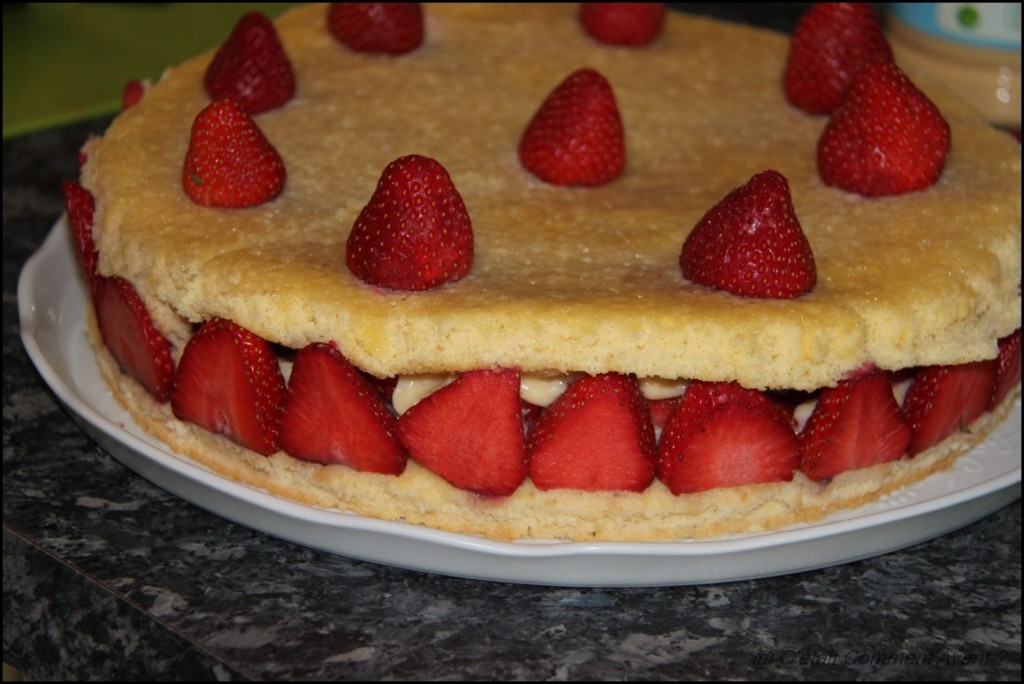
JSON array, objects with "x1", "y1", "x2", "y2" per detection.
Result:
[{"x1": 887, "y1": 3, "x2": 1021, "y2": 129}]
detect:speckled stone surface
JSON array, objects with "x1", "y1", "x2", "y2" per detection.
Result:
[{"x1": 4, "y1": 5, "x2": 1022, "y2": 681}]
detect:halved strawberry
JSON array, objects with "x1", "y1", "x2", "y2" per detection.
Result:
[
  {"x1": 94, "y1": 275, "x2": 175, "y2": 403},
  {"x1": 648, "y1": 396, "x2": 683, "y2": 434},
  {"x1": 171, "y1": 318, "x2": 286, "y2": 456},
  {"x1": 527, "y1": 373, "x2": 656, "y2": 492},
  {"x1": 518, "y1": 68, "x2": 625, "y2": 187},
  {"x1": 204, "y1": 12, "x2": 296, "y2": 114},
  {"x1": 680, "y1": 170, "x2": 816, "y2": 299},
  {"x1": 397, "y1": 367, "x2": 527, "y2": 497},
  {"x1": 521, "y1": 400, "x2": 545, "y2": 435},
  {"x1": 183, "y1": 99, "x2": 286, "y2": 208},
  {"x1": 784, "y1": 3, "x2": 893, "y2": 115},
  {"x1": 579, "y1": 3, "x2": 666, "y2": 47},
  {"x1": 990, "y1": 329, "x2": 1022, "y2": 410},
  {"x1": 61, "y1": 180, "x2": 99, "y2": 294},
  {"x1": 818, "y1": 59, "x2": 951, "y2": 197},
  {"x1": 279, "y1": 343, "x2": 407, "y2": 474},
  {"x1": 327, "y1": 3, "x2": 424, "y2": 55},
  {"x1": 121, "y1": 79, "x2": 147, "y2": 111},
  {"x1": 346, "y1": 154, "x2": 474, "y2": 291},
  {"x1": 798, "y1": 370, "x2": 911, "y2": 481},
  {"x1": 657, "y1": 381, "x2": 798, "y2": 495},
  {"x1": 359, "y1": 371, "x2": 399, "y2": 405},
  {"x1": 902, "y1": 360, "x2": 998, "y2": 456}
]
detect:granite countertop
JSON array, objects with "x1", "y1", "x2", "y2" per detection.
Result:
[{"x1": 3, "y1": 5, "x2": 1021, "y2": 681}]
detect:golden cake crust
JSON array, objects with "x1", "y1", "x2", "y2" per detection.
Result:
[
  {"x1": 76, "y1": 3, "x2": 1021, "y2": 543},
  {"x1": 87, "y1": 307, "x2": 1020, "y2": 542},
  {"x1": 80, "y1": 3, "x2": 1022, "y2": 391}
]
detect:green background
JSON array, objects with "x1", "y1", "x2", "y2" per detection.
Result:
[{"x1": 3, "y1": 3, "x2": 297, "y2": 138}]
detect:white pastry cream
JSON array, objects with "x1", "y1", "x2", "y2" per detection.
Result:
[{"x1": 392, "y1": 372, "x2": 695, "y2": 415}]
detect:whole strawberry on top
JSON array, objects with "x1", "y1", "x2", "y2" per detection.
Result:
[
  {"x1": 328, "y1": 3, "x2": 424, "y2": 55},
  {"x1": 579, "y1": 3, "x2": 666, "y2": 46},
  {"x1": 204, "y1": 12, "x2": 296, "y2": 114},
  {"x1": 784, "y1": 3, "x2": 893, "y2": 115},
  {"x1": 519, "y1": 68, "x2": 625, "y2": 187},
  {"x1": 182, "y1": 99, "x2": 286, "y2": 208},
  {"x1": 346, "y1": 155, "x2": 474, "y2": 291},
  {"x1": 680, "y1": 170, "x2": 817, "y2": 299},
  {"x1": 818, "y1": 59, "x2": 951, "y2": 197}
]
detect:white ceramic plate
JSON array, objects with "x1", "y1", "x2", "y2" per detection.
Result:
[{"x1": 18, "y1": 219, "x2": 1022, "y2": 587}]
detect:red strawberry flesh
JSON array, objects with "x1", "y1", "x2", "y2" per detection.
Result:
[
  {"x1": 61, "y1": 180, "x2": 99, "y2": 294},
  {"x1": 657, "y1": 382, "x2": 798, "y2": 495},
  {"x1": 903, "y1": 360, "x2": 998, "y2": 456},
  {"x1": 798, "y1": 370, "x2": 911, "y2": 481},
  {"x1": 397, "y1": 368, "x2": 527, "y2": 497},
  {"x1": 171, "y1": 318, "x2": 286, "y2": 456},
  {"x1": 990, "y1": 329, "x2": 1022, "y2": 410},
  {"x1": 648, "y1": 396, "x2": 684, "y2": 433},
  {"x1": 279, "y1": 343, "x2": 407, "y2": 474},
  {"x1": 94, "y1": 276, "x2": 175, "y2": 403},
  {"x1": 527, "y1": 373, "x2": 656, "y2": 492}
]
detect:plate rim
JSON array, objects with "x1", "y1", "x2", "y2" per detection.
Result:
[{"x1": 17, "y1": 217, "x2": 1022, "y2": 584}]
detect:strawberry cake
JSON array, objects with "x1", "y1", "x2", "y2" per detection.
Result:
[{"x1": 64, "y1": 3, "x2": 1020, "y2": 542}]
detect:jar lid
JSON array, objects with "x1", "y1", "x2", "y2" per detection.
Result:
[{"x1": 888, "y1": 3, "x2": 1021, "y2": 51}]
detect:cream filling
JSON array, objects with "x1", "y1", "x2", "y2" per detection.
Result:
[
  {"x1": 284, "y1": 362, "x2": 690, "y2": 415},
  {"x1": 392, "y1": 371, "x2": 574, "y2": 415},
  {"x1": 792, "y1": 376, "x2": 913, "y2": 434},
  {"x1": 392, "y1": 372, "x2": 695, "y2": 415},
  {"x1": 638, "y1": 377, "x2": 690, "y2": 400},
  {"x1": 299, "y1": 363, "x2": 914, "y2": 426},
  {"x1": 392, "y1": 374, "x2": 457, "y2": 415}
]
